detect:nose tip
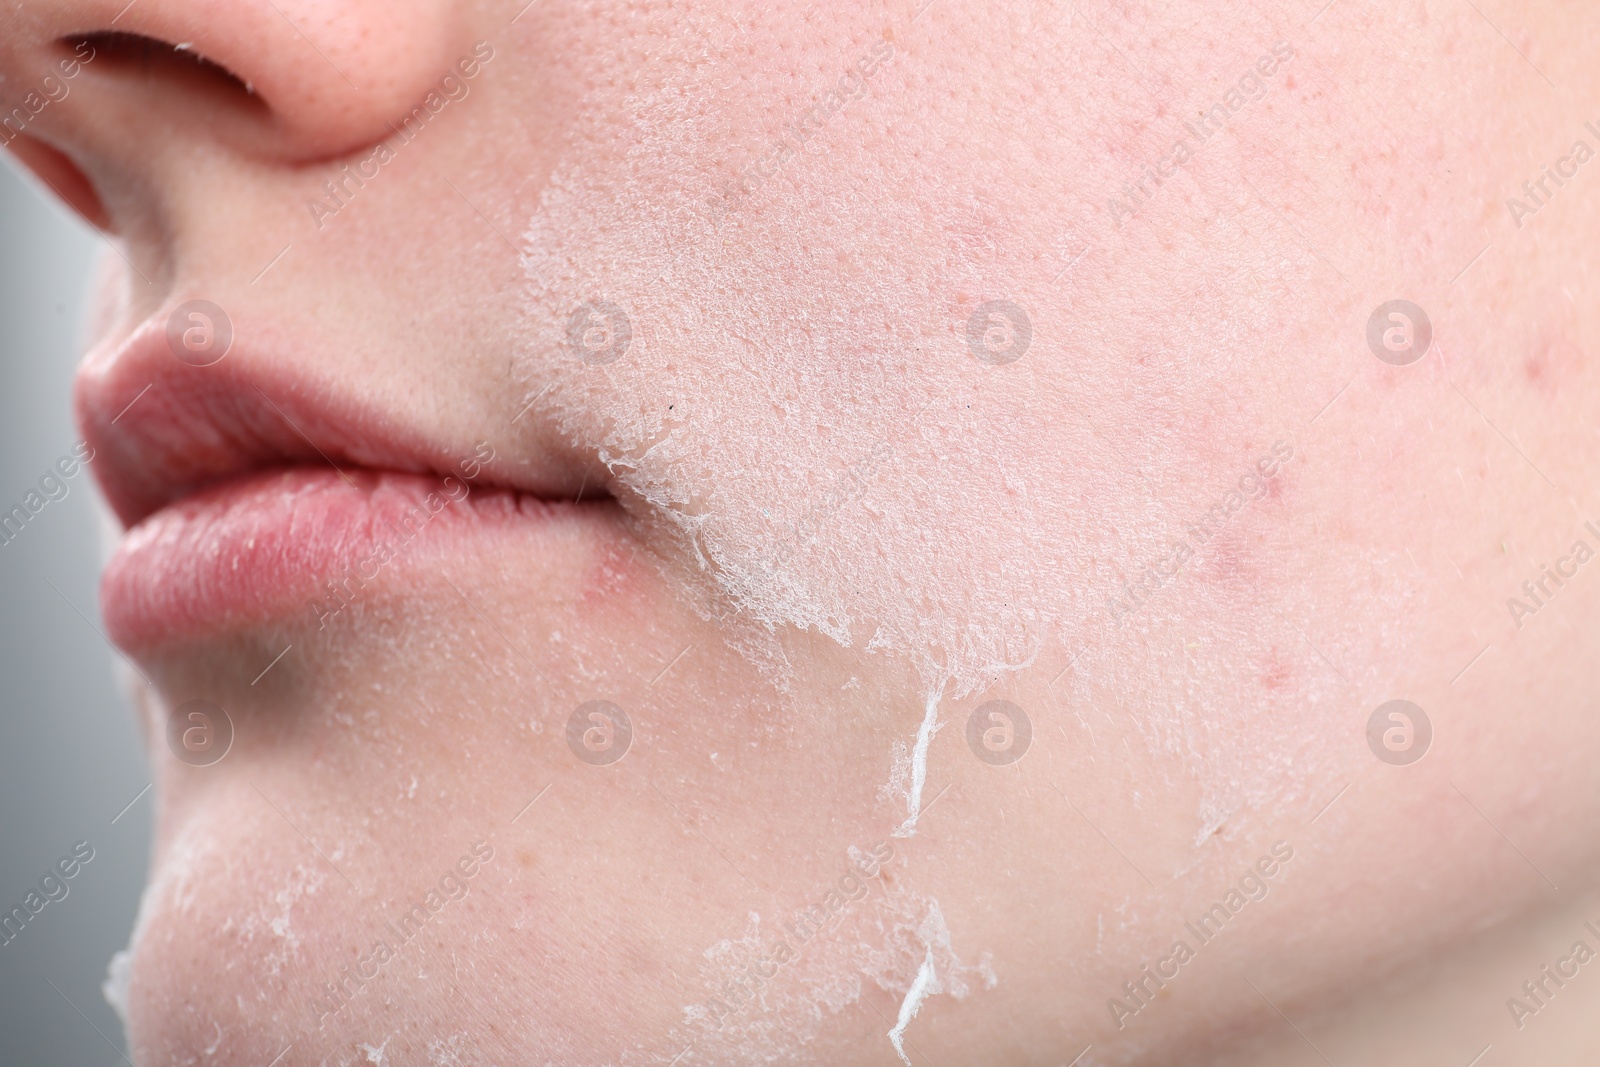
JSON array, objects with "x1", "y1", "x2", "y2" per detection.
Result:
[{"x1": 4, "y1": 0, "x2": 467, "y2": 162}]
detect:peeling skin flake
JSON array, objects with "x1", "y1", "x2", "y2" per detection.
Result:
[
  {"x1": 893, "y1": 686, "x2": 944, "y2": 838},
  {"x1": 672, "y1": 887, "x2": 990, "y2": 1065},
  {"x1": 888, "y1": 945, "x2": 936, "y2": 1065},
  {"x1": 103, "y1": 948, "x2": 133, "y2": 1024}
]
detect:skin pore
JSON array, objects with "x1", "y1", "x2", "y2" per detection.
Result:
[{"x1": 4, "y1": 0, "x2": 1600, "y2": 1063}]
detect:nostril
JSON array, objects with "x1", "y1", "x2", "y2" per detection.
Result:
[
  {"x1": 59, "y1": 32, "x2": 267, "y2": 115},
  {"x1": 18, "y1": 5, "x2": 463, "y2": 165}
]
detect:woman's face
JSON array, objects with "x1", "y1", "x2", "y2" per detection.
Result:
[{"x1": 6, "y1": 0, "x2": 1600, "y2": 1062}]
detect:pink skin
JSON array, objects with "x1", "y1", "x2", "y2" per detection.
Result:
[
  {"x1": 100, "y1": 469, "x2": 582, "y2": 648},
  {"x1": 5, "y1": 0, "x2": 1600, "y2": 1064}
]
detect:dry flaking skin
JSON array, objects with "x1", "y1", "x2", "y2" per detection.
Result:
[
  {"x1": 660, "y1": 892, "x2": 992, "y2": 1066},
  {"x1": 511, "y1": 4, "x2": 1351, "y2": 834},
  {"x1": 496, "y1": 1, "x2": 1600, "y2": 1060},
  {"x1": 19, "y1": 0, "x2": 1600, "y2": 1062}
]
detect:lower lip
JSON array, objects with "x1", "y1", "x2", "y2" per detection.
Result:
[{"x1": 103, "y1": 468, "x2": 580, "y2": 650}]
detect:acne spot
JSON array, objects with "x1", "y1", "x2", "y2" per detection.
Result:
[
  {"x1": 1523, "y1": 333, "x2": 1584, "y2": 396},
  {"x1": 1257, "y1": 646, "x2": 1293, "y2": 691},
  {"x1": 581, "y1": 536, "x2": 642, "y2": 604}
]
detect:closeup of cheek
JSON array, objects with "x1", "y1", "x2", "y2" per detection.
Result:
[
  {"x1": 106, "y1": 515, "x2": 677, "y2": 1061},
  {"x1": 509, "y1": 2, "x2": 1363, "y2": 840},
  {"x1": 513, "y1": 1, "x2": 1590, "y2": 745},
  {"x1": 110, "y1": 521, "x2": 975, "y2": 1066},
  {"x1": 77, "y1": 0, "x2": 1600, "y2": 1062},
  {"x1": 499, "y1": 22, "x2": 1600, "y2": 1045},
  {"x1": 121, "y1": 783, "x2": 658, "y2": 1065},
  {"x1": 521, "y1": 11, "x2": 1241, "y2": 681}
]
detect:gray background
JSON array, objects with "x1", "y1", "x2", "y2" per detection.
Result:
[{"x1": 1, "y1": 157, "x2": 150, "y2": 1063}]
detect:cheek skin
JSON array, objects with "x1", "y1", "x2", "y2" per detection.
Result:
[
  {"x1": 96, "y1": 0, "x2": 1600, "y2": 1063},
  {"x1": 119, "y1": 522, "x2": 691, "y2": 1063},
  {"x1": 580, "y1": 535, "x2": 648, "y2": 606},
  {"x1": 117, "y1": 523, "x2": 972, "y2": 1067}
]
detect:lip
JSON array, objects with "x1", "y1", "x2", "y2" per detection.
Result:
[
  {"x1": 78, "y1": 308, "x2": 589, "y2": 651},
  {"x1": 100, "y1": 467, "x2": 585, "y2": 650},
  {"x1": 76, "y1": 315, "x2": 578, "y2": 529}
]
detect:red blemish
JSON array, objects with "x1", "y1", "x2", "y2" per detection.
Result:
[
  {"x1": 1523, "y1": 333, "x2": 1584, "y2": 396},
  {"x1": 581, "y1": 536, "x2": 641, "y2": 604},
  {"x1": 1257, "y1": 646, "x2": 1293, "y2": 691}
]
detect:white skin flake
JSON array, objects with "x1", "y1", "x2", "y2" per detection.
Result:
[
  {"x1": 893, "y1": 685, "x2": 944, "y2": 838},
  {"x1": 888, "y1": 944, "x2": 937, "y2": 1066},
  {"x1": 669, "y1": 891, "x2": 989, "y2": 1066}
]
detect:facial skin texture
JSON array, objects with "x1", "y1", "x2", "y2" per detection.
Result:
[{"x1": 5, "y1": 0, "x2": 1600, "y2": 1064}]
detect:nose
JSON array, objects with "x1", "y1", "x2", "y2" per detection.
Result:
[{"x1": 0, "y1": 0, "x2": 468, "y2": 228}]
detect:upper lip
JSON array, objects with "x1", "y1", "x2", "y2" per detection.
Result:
[{"x1": 75, "y1": 310, "x2": 562, "y2": 528}]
